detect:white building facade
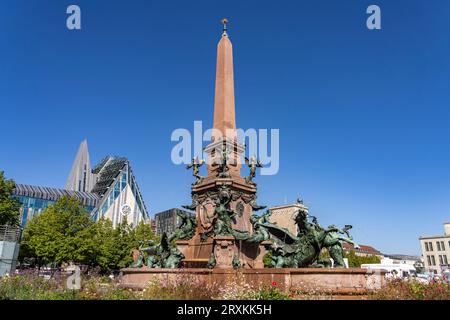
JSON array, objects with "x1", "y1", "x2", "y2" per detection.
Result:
[
  {"x1": 90, "y1": 157, "x2": 148, "y2": 228},
  {"x1": 15, "y1": 141, "x2": 149, "y2": 229},
  {"x1": 419, "y1": 222, "x2": 450, "y2": 274}
]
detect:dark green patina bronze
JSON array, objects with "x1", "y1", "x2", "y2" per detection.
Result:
[{"x1": 168, "y1": 209, "x2": 197, "y2": 242}]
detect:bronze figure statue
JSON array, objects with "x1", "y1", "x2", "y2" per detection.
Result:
[
  {"x1": 129, "y1": 233, "x2": 184, "y2": 269},
  {"x1": 320, "y1": 224, "x2": 359, "y2": 267},
  {"x1": 240, "y1": 207, "x2": 356, "y2": 269},
  {"x1": 212, "y1": 186, "x2": 249, "y2": 240},
  {"x1": 245, "y1": 212, "x2": 272, "y2": 243},
  {"x1": 187, "y1": 157, "x2": 205, "y2": 185},
  {"x1": 245, "y1": 156, "x2": 263, "y2": 185},
  {"x1": 212, "y1": 147, "x2": 231, "y2": 178},
  {"x1": 168, "y1": 209, "x2": 197, "y2": 242}
]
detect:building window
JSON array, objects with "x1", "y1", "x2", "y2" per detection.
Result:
[
  {"x1": 441, "y1": 241, "x2": 445, "y2": 251},
  {"x1": 431, "y1": 255, "x2": 436, "y2": 266},
  {"x1": 439, "y1": 255, "x2": 443, "y2": 265},
  {"x1": 429, "y1": 242, "x2": 433, "y2": 251},
  {"x1": 425, "y1": 242, "x2": 429, "y2": 251},
  {"x1": 444, "y1": 255, "x2": 448, "y2": 265},
  {"x1": 427, "y1": 256, "x2": 431, "y2": 266},
  {"x1": 437, "y1": 241, "x2": 441, "y2": 251}
]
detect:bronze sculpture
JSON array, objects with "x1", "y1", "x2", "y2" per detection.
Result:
[
  {"x1": 129, "y1": 233, "x2": 185, "y2": 269},
  {"x1": 242, "y1": 207, "x2": 356, "y2": 268},
  {"x1": 212, "y1": 186, "x2": 249, "y2": 240},
  {"x1": 320, "y1": 224, "x2": 359, "y2": 267},
  {"x1": 212, "y1": 147, "x2": 231, "y2": 178},
  {"x1": 245, "y1": 212, "x2": 271, "y2": 243},
  {"x1": 168, "y1": 209, "x2": 197, "y2": 242},
  {"x1": 187, "y1": 157, "x2": 205, "y2": 185},
  {"x1": 245, "y1": 156, "x2": 263, "y2": 185}
]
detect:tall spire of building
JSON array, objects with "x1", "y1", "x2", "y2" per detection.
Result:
[
  {"x1": 213, "y1": 18, "x2": 236, "y2": 140},
  {"x1": 65, "y1": 139, "x2": 94, "y2": 192}
]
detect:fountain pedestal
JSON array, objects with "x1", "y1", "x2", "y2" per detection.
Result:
[{"x1": 177, "y1": 235, "x2": 272, "y2": 269}]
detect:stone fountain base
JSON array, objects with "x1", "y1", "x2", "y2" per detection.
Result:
[
  {"x1": 176, "y1": 236, "x2": 272, "y2": 269},
  {"x1": 120, "y1": 267, "x2": 386, "y2": 295}
]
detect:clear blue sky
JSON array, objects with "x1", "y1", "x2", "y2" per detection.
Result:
[{"x1": 1, "y1": 0, "x2": 449, "y2": 255}]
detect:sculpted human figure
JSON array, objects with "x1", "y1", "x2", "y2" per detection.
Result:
[
  {"x1": 163, "y1": 248, "x2": 185, "y2": 269},
  {"x1": 295, "y1": 207, "x2": 313, "y2": 237},
  {"x1": 211, "y1": 186, "x2": 249, "y2": 240},
  {"x1": 245, "y1": 156, "x2": 263, "y2": 185},
  {"x1": 130, "y1": 248, "x2": 145, "y2": 268},
  {"x1": 129, "y1": 240, "x2": 158, "y2": 268},
  {"x1": 187, "y1": 157, "x2": 205, "y2": 185},
  {"x1": 213, "y1": 187, "x2": 235, "y2": 236},
  {"x1": 169, "y1": 210, "x2": 197, "y2": 242},
  {"x1": 129, "y1": 232, "x2": 186, "y2": 269},
  {"x1": 245, "y1": 213, "x2": 271, "y2": 243},
  {"x1": 320, "y1": 224, "x2": 359, "y2": 267},
  {"x1": 262, "y1": 208, "x2": 344, "y2": 268},
  {"x1": 213, "y1": 147, "x2": 231, "y2": 178}
]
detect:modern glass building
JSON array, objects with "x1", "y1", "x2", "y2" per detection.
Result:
[
  {"x1": 90, "y1": 156, "x2": 148, "y2": 228},
  {"x1": 13, "y1": 141, "x2": 149, "y2": 229},
  {"x1": 13, "y1": 184, "x2": 99, "y2": 228}
]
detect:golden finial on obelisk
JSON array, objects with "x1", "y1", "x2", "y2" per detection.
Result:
[{"x1": 221, "y1": 18, "x2": 228, "y2": 36}]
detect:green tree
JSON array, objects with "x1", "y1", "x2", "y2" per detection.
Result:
[
  {"x1": 0, "y1": 171, "x2": 21, "y2": 226},
  {"x1": 345, "y1": 250, "x2": 381, "y2": 268},
  {"x1": 93, "y1": 219, "x2": 158, "y2": 272},
  {"x1": 21, "y1": 195, "x2": 158, "y2": 273},
  {"x1": 21, "y1": 196, "x2": 95, "y2": 266},
  {"x1": 130, "y1": 220, "x2": 159, "y2": 246},
  {"x1": 90, "y1": 218, "x2": 118, "y2": 271},
  {"x1": 92, "y1": 219, "x2": 132, "y2": 271}
]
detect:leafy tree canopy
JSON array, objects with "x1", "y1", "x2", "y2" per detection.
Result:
[
  {"x1": 21, "y1": 196, "x2": 95, "y2": 266},
  {"x1": 21, "y1": 196, "x2": 157, "y2": 273},
  {"x1": 0, "y1": 171, "x2": 21, "y2": 227},
  {"x1": 345, "y1": 250, "x2": 381, "y2": 267}
]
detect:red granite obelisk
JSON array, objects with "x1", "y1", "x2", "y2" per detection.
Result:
[
  {"x1": 206, "y1": 19, "x2": 243, "y2": 178},
  {"x1": 177, "y1": 20, "x2": 268, "y2": 269}
]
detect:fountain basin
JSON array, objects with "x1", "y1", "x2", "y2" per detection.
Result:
[{"x1": 120, "y1": 267, "x2": 386, "y2": 295}]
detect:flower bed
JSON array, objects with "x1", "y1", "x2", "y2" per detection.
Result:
[
  {"x1": 2, "y1": 272, "x2": 448, "y2": 300},
  {"x1": 369, "y1": 278, "x2": 450, "y2": 300},
  {"x1": 0, "y1": 272, "x2": 291, "y2": 300}
]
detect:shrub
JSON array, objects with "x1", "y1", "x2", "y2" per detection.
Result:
[
  {"x1": 0, "y1": 274, "x2": 63, "y2": 300},
  {"x1": 214, "y1": 281, "x2": 256, "y2": 300},
  {"x1": 0, "y1": 273, "x2": 139, "y2": 300},
  {"x1": 141, "y1": 274, "x2": 291, "y2": 300},
  {"x1": 250, "y1": 284, "x2": 292, "y2": 300},
  {"x1": 371, "y1": 278, "x2": 450, "y2": 300},
  {"x1": 143, "y1": 275, "x2": 221, "y2": 300}
]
